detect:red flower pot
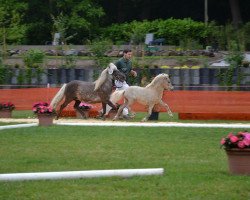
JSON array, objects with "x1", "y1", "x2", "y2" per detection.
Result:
[
  {"x1": 0, "y1": 110, "x2": 12, "y2": 118},
  {"x1": 37, "y1": 114, "x2": 54, "y2": 126},
  {"x1": 226, "y1": 148, "x2": 250, "y2": 175}
]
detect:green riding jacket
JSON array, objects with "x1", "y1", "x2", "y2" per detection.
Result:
[{"x1": 115, "y1": 57, "x2": 132, "y2": 78}]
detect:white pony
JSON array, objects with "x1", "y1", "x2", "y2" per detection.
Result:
[{"x1": 112, "y1": 73, "x2": 174, "y2": 122}]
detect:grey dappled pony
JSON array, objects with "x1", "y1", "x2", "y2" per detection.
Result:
[
  {"x1": 112, "y1": 73, "x2": 174, "y2": 121},
  {"x1": 50, "y1": 63, "x2": 125, "y2": 119}
]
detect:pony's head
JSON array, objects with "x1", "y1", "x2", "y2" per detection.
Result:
[
  {"x1": 107, "y1": 63, "x2": 117, "y2": 74},
  {"x1": 148, "y1": 73, "x2": 173, "y2": 91},
  {"x1": 161, "y1": 73, "x2": 174, "y2": 91},
  {"x1": 108, "y1": 63, "x2": 126, "y2": 82},
  {"x1": 94, "y1": 63, "x2": 125, "y2": 91}
]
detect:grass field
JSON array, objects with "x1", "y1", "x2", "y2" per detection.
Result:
[{"x1": 0, "y1": 124, "x2": 250, "y2": 199}]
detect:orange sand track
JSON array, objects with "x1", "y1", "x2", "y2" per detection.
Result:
[{"x1": 1, "y1": 88, "x2": 250, "y2": 120}]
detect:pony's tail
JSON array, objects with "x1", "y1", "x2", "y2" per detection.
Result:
[
  {"x1": 110, "y1": 90, "x2": 125, "y2": 104},
  {"x1": 50, "y1": 84, "x2": 67, "y2": 109}
]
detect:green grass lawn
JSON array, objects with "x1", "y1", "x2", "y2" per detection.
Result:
[
  {"x1": 11, "y1": 110, "x2": 35, "y2": 119},
  {"x1": 0, "y1": 125, "x2": 249, "y2": 199}
]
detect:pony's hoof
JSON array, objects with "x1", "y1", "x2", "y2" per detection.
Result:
[
  {"x1": 141, "y1": 118, "x2": 147, "y2": 122},
  {"x1": 122, "y1": 115, "x2": 132, "y2": 120}
]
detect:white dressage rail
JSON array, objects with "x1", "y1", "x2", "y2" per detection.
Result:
[
  {"x1": 0, "y1": 123, "x2": 37, "y2": 130},
  {"x1": 0, "y1": 168, "x2": 164, "y2": 181},
  {"x1": 56, "y1": 122, "x2": 250, "y2": 129}
]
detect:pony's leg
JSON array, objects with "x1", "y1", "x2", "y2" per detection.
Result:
[
  {"x1": 113, "y1": 101, "x2": 129, "y2": 120},
  {"x1": 101, "y1": 102, "x2": 106, "y2": 116},
  {"x1": 142, "y1": 104, "x2": 155, "y2": 122},
  {"x1": 95, "y1": 102, "x2": 107, "y2": 120},
  {"x1": 125, "y1": 101, "x2": 136, "y2": 118},
  {"x1": 103, "y1": 92, "x2": 121, "y2": 115},
  {"x1": 99, "y1": 100, "x2": 118, "y2": 118},
  {"x1": 56, "y1": 98, "x2": 72, "y2": 120},
  {"x1": 159, "y1": 99, "x2": 173, "y2": 117},
  {"x1": 74, "y1": 100, "x2": 87, "y2": 119},
  {"x1": 107, "y1": 100, "x2": 117, "y2": 110}
]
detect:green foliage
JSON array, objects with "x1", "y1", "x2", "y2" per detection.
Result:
[
  {"x1": 89, "y1": 40, "x2": 113, "y2": 68},
  {"x1": 214, "y1": 23, "x2": 246, "y2": 51},
  {"x1": 243, "y1": 22, "x2": 250, "y2": 51},
  {"x1": 53, "y1": 0, "x2": 105, "y2": 44},
  {"x1": 219, "y1": 40, "x2": 244, "y2": 90},
  {"x1": 179, "y1": 38, "x2": 203, "y2": 50},
  {"x1": 51, "y1": 13, "x2": 76, "y2": 45},
  {"x1": 17, "y1": 69, "x2": 24, "y2": 85},
  {"x1": 63, "y1": 55, "x2": 77, "y2": 68},
  {"x1": 0, "y1": 57, "x2": 13, "y2": 84},
  {"x1": 22, "y1": 49, "x2": 45, "y2": 84},
  {"x1": 102, "y1": 18, "x2": 216, "y2": 47},
  {"x1": 0, "y1": 57, "x2": 7, "y2": 84},
  {"x1": 130, "y1": 20, "x2": 156, "y2": 44},
  {"x1": 103, "y1": 23, "x2": 132, "y2": 44},
  {"x1": 23, "y1": 49, "x2": 45, "y2": 68},
  {"x1": 0, "y1": 0, "x2": 27, "y2": 44},
  {"x1": 226, "y1": 40, "x2": 244, "y2": 66}
]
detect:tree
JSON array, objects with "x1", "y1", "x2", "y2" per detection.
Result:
[
  {"x1": 229, "y1": 0, "x2": 242, "y2": 28},
  {"x1": 53, "y1": 0, "x2": 105, "y2": 44},
  {"x1": 0, "y1": 0, "x2": 27, "y2": 46}
]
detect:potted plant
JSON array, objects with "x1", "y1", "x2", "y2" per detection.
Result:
[
  {"x1": 32, "y1": 102, "x2": 55, "y2": 126},
  {"x1": 220, "y1": 131, "x2": 250, "y2": 175},
  {"x1": 0, "y1": 102, "x2": 15, "y2": 118},
  {"x1": 77, "y1": 102, "x2": 93, "y2": 118}
]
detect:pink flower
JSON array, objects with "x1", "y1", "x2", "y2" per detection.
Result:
[
  {"x1": 243, "y1": 133, "x2": 250, "y2": 140},
  {"x1": 237, "y1": 132, "x2": 245, "y2": 136},
  {"x1": 32, "y1": 101, "x2": 55, "y2": 114},
  {"x1": 220, "y1": 138, "x2": 226, "y2": 145},
  {"x1": 229, "y1": 135, "x2": 238, "y2": 143},
  {"x1": 227, "y1": 133, "x2": 233, "y2": 137},
  {"x1": 221, "y1": 131, "x2": 250, "y2": 149},
  {"x1": 243, "y1": 139, "x2": 250, "y2": 146},
  {"x1": 237, "y1": 141, "x2": 245, "y2": 148}
]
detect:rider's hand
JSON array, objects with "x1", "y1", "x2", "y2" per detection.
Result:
[{"x1": 130, "y1": 70, "x2": 137, "y2": 77}]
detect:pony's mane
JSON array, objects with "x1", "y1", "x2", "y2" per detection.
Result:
[
  {"x1": 94, "y1": 68, "x2": 109, "y2": 91},
  {"x1": 146, "y1": 74, "x2": 165, "y2": 88}
]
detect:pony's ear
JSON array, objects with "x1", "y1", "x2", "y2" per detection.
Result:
[{"x1": 108, "y1": 63, "x2": 117, "y2": 74}]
